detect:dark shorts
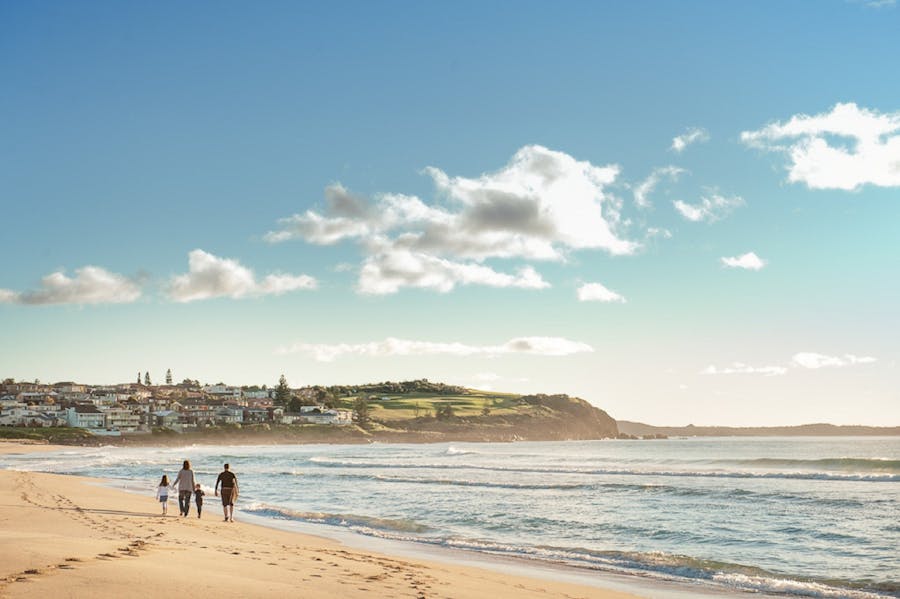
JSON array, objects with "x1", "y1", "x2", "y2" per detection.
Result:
[{"x1": 220, "y1": 487, "x2": 234, "y2": 506}]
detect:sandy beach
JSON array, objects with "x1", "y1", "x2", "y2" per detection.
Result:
[{"x1": 0, "y1": 443, "x2": 638, "y2": 599}]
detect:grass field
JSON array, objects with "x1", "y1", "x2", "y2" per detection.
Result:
[{"x1": 336, "y1": 389, "x2": 524, "y2": 421}]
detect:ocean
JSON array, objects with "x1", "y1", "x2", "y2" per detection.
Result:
[{"x1": 3, "y1": 437, "x2": 898, "y2": 598}]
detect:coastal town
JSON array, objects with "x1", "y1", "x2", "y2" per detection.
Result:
[{"x1": 0, "y1": 371, "x2": 353, "y2": 436}]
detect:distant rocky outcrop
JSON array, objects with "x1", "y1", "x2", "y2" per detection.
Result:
[{"x1": 616, "y1": 421, "x2": 900, "y2": 437}]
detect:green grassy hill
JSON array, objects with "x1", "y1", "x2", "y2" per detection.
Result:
[{"x1": 334, "y1": 388, "x2": 619, "y2": 442}]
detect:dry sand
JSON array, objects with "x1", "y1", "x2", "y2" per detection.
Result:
[{"x1": 0, "y1": 443, "x2": 638, "y2": 599}]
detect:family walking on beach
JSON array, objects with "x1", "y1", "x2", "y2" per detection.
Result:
[{"x1": 156, "y1": 460, "x2": 238, "y2": 522}]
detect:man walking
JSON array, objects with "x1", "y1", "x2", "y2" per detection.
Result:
[
  {"x1": 172, "y1": 460, "x2": 196, "y2": 517},
  {"x1": 214, "y1": 463, "x2": 238, "y2": 522}
]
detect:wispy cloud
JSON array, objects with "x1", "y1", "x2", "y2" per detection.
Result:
[
  {"x1": 168, "y1": 249, "x2": 316, "y2": 302},
  {"x1": 854, "y1": 0, "x2": 895, "y2": 8},
  {"x1": 576, "y1": 282, "x2": 626, "y2": 303},
  {"x1": 721, "y1": 251, "x2": 767, "y2": 271},
  {"x1": 0, "y1": 266, "x2": 142, "y2": 305},
  {"x1": 276, "y1": 336, "x2": 595, "y2": 362},
  {"x1": 645, "y1": 227, "x2": 672, "y2": 239},
  {"x1": 265, "y1": 145, "x2": 640, "y2": 294},
  {"x1": 673, "y1": 192, "x2": 744, "y2": 223},
  {"x1": 702, "y1": 352, "x2": 877, "y2": 376},
  {"x1": 791, "y1": 352, "x2": 877, "y2": 369},
  {"x1": 633, "y1": 166, "x2": 685, "y2": 209},
  {"x1": 671, "y1": 127, "x2": 710, "y2": 153},
  {"x1": 702, "y1": 363, "x2": 788, "y2": 377},
  {"x1": 741, "y1": 102, "x2": 900, "y2": 190}
]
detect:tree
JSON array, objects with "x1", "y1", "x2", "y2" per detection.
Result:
[
  {"x1": 435, "y1": 402, "x2": 455, "y2": 421},
  {"x1": 137, "y1": 372, "x2": 141, "y2": 385},
  {"x1": 144, "y1": 372, "x2": 151, "y2": 386},
  {"x1": 275, "y1": 375, "x2": 291, "y2": 406},
  {"x1": 165, "y1": 369, "x2": 173, "y2": 385},
  {"x1": 314, "y1": 386, "x2": 338, "y2": 408},
  {"x1": 287, "y1": 396, "x2": 304, "y2": 413},
  {"x1": 353, "y1": 397, "x2": 370, "y2": 427}
]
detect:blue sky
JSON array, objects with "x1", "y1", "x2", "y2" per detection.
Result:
[{"x1": 2, "y1": 1, "x2": 898, "y2": 425}]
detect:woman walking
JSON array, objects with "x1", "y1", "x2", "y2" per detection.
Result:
[{"x1": 172, "y1": 460, "x2": 196, "y2": 517}]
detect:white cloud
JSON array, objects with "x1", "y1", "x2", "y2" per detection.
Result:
[
  {"x1": 701, "y1": 363, "x2": 788, "y2": 377},
  {"x1": 721, "y1": 251, "x2": 767, "y2": 271},
  {"x1": 0, "y1": 266, "x2": 142, "y2": 305},
  {"x1": 168, "y1": 249, "x2": 316, "y2": 302},
  {"x1": 576, "y1": 282, "x2": 626, "y2": 303},
  {"x1": 265, "y1": 146, "x2": 641, "y2": 293},
  {"x1": 741, "y1": 102, "x2": 900, "y2": 190},
  {"x1": 357, "y1": 247, "x2": 549, "y2": 295},
  {"x1": 276, "y1": 336, "x2": 595, "y2": 362},
  {"x1": 633, "y1": 166, "x2": 685, "y2": 209},
  {"x1": 673, "y1": 192, "x2": 744, "y2": 222},
  {"x1": 791, "y1": 352, "x2": 877, "y2": 369},
  {"x1": 671, "y1": 127, "x2": 710, "y2": 153}
]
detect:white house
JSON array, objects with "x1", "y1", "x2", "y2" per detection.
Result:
[
  {"x1": 66, "y1": 405, "x2": 106, "y2": 428},
  {"x1": 102, "y1": 407, "x2": 141, "y2": 432},
  {"x1": 0, "y1": 407, "x2": 60, "y2": 427},
  {"x1": 297, "y1": 405, "x2": 353, "y2": 426},
  {"x1": 204, "y1": 385, "x2": 242, "y2": 399},
  {"x1": 216, "y1": 405, "x2": 244, "y2": 424}
]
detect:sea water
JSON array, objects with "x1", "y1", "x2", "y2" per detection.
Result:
[{"x1": 3, "y1": 437, "x2": 898, "y2": 598}]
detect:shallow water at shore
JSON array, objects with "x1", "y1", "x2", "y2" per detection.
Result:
[{"x1": 2, "y1": 437, "x2": 898, "y2": 598}]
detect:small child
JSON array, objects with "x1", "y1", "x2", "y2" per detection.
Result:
[
  {"x1": 156, "y1": 475, "x2": 171, "y2": 516},
  {"x1": 194, "y1": 483, "x2": 205, "y2": 518}
]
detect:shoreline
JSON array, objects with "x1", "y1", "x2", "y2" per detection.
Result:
[{"x1": 1, "y1": 442, "x2": 650, "y2": 599}]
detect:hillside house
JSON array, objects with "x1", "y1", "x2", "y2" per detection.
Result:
[
  {"x1": 66, "y1": 405, "x2": 105, "y2": 429},
  {"x1": 297, "y1": 405, "x2": 353, "y2": 425},
  {"x1": 103, "y1": 408, "x2": 141, "y2": 432}
]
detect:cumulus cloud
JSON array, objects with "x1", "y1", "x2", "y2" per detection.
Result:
[
  {"x1": 701, "y1": 363, "x2": 788, "y2": 377},
  {"x1": 741, "y1": 102, "x2": 900, "y2": 190},
  {"x1": 791, "y1": 352, "x2": 877, "y2": 369},
  {"x1": 265, "y1": 145, "x2": 641, "y2": 293},
  {"x1": 276, "y1": 336, "x2": 595, "y2": 362},
  {"x1": 633, "y1": 166, "x2": 685, "y2": 209},
  {"x1": 673, "y1": 192, "x2": 744, "y2": 223},
  {"x1": 357, "y1": 247, "x2": 549, "y2": 295},
  {"x1": 671, "y1": 127, "x2": 710, "y2": 153},
  {"x1": 576, "y1": 282, "x2": 626, "y2": 303},
  {"x1": 721, "y1": 252, "x2": 767, "y2": 270},
  {"x1": 0, "y1": 266, "x2": 142, "y2": 305},
  {"x1": 168, "y1": 249, "x2": 316, "y2": 302},
  {"x1": 264, "y1": 185, "x2": 445, "y2": 245}
]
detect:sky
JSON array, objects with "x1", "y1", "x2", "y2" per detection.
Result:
[{"x1": 1, "y1": 1, "x2": 898, "y2": 426}]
